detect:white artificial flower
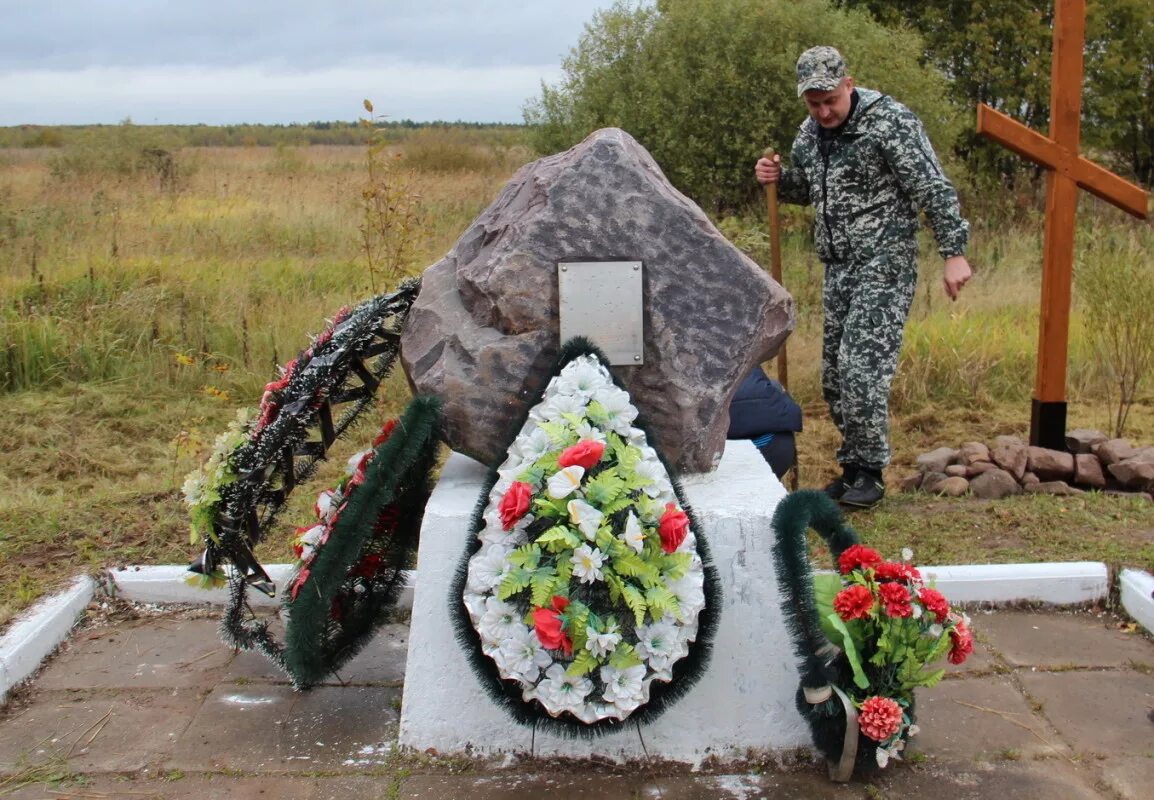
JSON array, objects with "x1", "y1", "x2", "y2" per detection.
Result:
[
  {"x1": 600, "y1": 664, "x2": 646, "y2": 709},
  {"x1": 554, "y1": 358, "x2": 609, "y2": 400},
  {"x1": 906, "y1": 724, "x2": 920, "y2": 738},
  {"x1": 567, "y1": 499, "x2": 604, "y2": 540},
  {"x1": 926, "y1": 623, "x2": 944, "y2": 638},
  {"x1": 478, "y1": 597, "x2": 525, "y2": 646},
  {"x1": 536, "y1": 663, "x2": 593, "y2": 713},
  {"x1": 516, "y1": 427, "x2": 554, "y2": 462},
  {"x1": 621, "y1": 511, "x2": 645, "y2": 554},
  {"x1": 497, "y1": 627, "x2": 553, "y2": 683},
  {"x1": 462, "y1": 591, "x2": 488, "y2": 623},
  {"x1": 479, "y1": 510, "x2": 530, "y2": 545},
  {"x1": 633, "y1": 459, "x2": 673, "y2": 499},
  {"x1": 585, "y1": 622, "x2": 621, "y2": 658},
  {"x1": 466, "y1": 544, "x2": 512, "y2": 593},
  {"x1": 595, "y1": 387, "x2": 638, "y2": 435},
  {"x1": 532, "y1": 392, "x2": 587, "y2": 423},
  {"x1": 547, "y1": 465, "x2": 585, "y2": 499},
  {"x1": 573, "y1": 420, "x2": 607, "y2": 443},
  {"x1": 667, "y1": 569, "x2": 705, "y2": 619},
  {"x1": 635, "y1": 617, "x2": 680, "y2": 671},
  {"x1": 314, "y1": 489, "x2": 342, "y2": 523},
  {"x1": 346, "y1": 449, "x2": 371, "y2": 475},
  {"x1": 572, "y1": 544, "x2": 605, "y2": 584},
  {"x1": 181, "y1": 473, "x2": 204, "y2": 506},
  {"x1": 901, "y1": 547, "x2": 914, "y2": 562}
]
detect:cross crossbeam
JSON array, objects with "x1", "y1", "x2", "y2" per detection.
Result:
[{"x1": 975, "y1": 0, "x2": 1149, "y2": 449}]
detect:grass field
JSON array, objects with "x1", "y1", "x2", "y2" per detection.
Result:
[{"x1": 1, "y1": 129, "x2": 1152, "y2": 630}]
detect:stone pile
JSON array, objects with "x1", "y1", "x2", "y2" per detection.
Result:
[{"x1": 903, "y1": 429, "x2": 1154, "y2": 500}]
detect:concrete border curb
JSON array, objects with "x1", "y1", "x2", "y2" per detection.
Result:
[
  {"x1": 0, "y1": 575, "x2": 95, "y2": 704},
  {"x1": 1120, "y1": 568, "x2": 1154, "y2": 634},
  {"x1": 920, "y1": 561, "x2": 1109, "y2": 605},
  {"x1": 108, "y1": 565, "x2": 417, "y2": 610}
]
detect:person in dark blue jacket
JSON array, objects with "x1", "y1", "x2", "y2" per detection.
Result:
[{"x1": 727, "y1": 365, "x2": 802, "y2": 481}]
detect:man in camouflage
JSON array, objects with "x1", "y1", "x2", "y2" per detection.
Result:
[{"x1": 755, "y1": 46, "x2": 972, "y2": 509}]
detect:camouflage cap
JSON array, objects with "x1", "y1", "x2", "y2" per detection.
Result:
[{"x1": 796, "y1": 46, "x2": 847, "y2": 97}]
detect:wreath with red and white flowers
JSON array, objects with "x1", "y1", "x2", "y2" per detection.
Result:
[{"x1": 454, "y1": 342, "x2": 718, "y2": 728}]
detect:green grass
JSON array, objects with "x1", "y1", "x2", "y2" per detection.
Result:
[{"x1": 0, "y1": 136, "x2": 1152, "y2": 630}]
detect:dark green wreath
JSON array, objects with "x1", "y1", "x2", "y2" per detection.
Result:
[
  {"x1": 191, "y1": 279, "x2": 419, "y2": 600},
  {"x1": 771, "y1": 490, "x2": 915, "y2": 779},
  {"x1": 448, "y1": 337, "x2": 722, "y2": 737},
  {"x1": 225, "y1": 395, "x2": 441, "y2": 689}
]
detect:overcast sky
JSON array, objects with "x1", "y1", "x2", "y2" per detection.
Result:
[{"x1": 0, "y1": 0, "x2": 626, "y2": 126}]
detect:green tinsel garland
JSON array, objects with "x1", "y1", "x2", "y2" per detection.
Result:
[
  {"x1": 282, "y1": 395, "x2": 441, "y2": 688},
  {"x1": 771, "y1": 490, "x2": 905, "y2": 777}
]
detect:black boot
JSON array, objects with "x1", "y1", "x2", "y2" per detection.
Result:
[
  {"x1": 822, "y1": 464, "x2": 858, "y2": 501},
  {"x1": 840, "y1": 467, "x2": 885, "y2": 510}
]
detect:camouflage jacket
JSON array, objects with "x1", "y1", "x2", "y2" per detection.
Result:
[{"x1": 778, "y1": 88, "x2": 969, "y2": 267}]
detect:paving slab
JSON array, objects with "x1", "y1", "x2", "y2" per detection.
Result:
[
  {"x1": 0, "y1": 689, "x2": 202, "y2": 773},
  {"x1": 396, "y1": 771, "x2": 865, "y2": 799},
  {"x1": 0, "y1": 773, "x2": 401, "y2": 800},
  {"x1": 912, "y1": 677, "x2": 1070, "y2": 761},
  {"x1": 225, "y1": 623, "x2": 408, "y2": 686},
  {"x1": 942, "y1": 636, "x2": 997, "y2": 676},
  {"x1": 868, "y1": 759, "x2": 1106, "y2": 799},
  {"x1": 1018, "y1": 669, "x2": 1154, "y2": 757},
  {"x1": 1098, "y1": 755, "x2": 1154, "y2": 800},
  {"x1": 35, "y1": 618, "x2": 233, "y2": 691},
  {"x1": 168, "y1": 684, "x2": 401, "y2": 773},
  {"x1": 976, "y1": 610, "x2": 1154, "y2": 669}
]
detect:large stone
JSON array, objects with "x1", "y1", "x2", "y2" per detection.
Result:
[
  {"x1": 970, "y1": 468, "x2": 1022, "y2": 499},
  {"x1": 399, "y1": 128, "x2": 793, "y2": 472},
  {"x1": 920, "y1": 471, "x2": 949, "y2": 493},
  {"x1": 1066, "y1": 428, "x2": 1108, "y2": 454},
  {"x1": 1073, "y1": 453, "x2": 1106, "y2": 489},
  {"x1": 917, "y1": 447, "x2": 957, "y2": 474},
  {"x1": 1108, "y1": 448, "x2": 1154, "y2": 490},
  {"x1": 991, "y1": 438, "x2": 1028, "y2": 480},
  {"x1": 1026, "y1": 446, "x2": 1075, "y2": 482},
  {"x1": 1026, "y1": 480, "x2": 1083, "y2": 496},
  {"x1": 936, "y1": 476, "x2": 970, "y2": 497},
  {"x1": 1096, "y1": 438, "x2": 1138, "y2": 466},
  {"x1": 966, "y1": 461, "x2": 999, "y2": 478},
  {"x1": 958, "y1": 441, "x2": 990, "y2": 465},
  {"x1": 945, "y1": 464, "x2": 968, "y2": 477}
]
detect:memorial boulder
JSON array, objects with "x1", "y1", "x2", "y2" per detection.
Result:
[{"x1": 400, "y1": 128, "x2": 793, "y2": 473}]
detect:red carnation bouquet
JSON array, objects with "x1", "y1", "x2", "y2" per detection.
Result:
[{"x1": 815, "y1": 544, "x2": 971, "y2": 767}]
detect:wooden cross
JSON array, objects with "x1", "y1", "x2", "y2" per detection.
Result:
[{"x1": 976, "y1": 0, "x2": 1149, "y2": 450}]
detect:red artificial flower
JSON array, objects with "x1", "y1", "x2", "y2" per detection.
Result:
[
  {"x1": 533, "y1": 596, "x2": 572, "y2": 656},
  {"x1": 874, "y1": 561, "x2": 922, "y2": 583},
  {"x1": 290, "y1": 568, "x2": 310, "y2": 600},
  {"x1": 351, "y1": 554, "x2": 383, "y2": 578},
  {"x1": 834, "y1": 584, "x2": 875, "y2": 621},
  {"x1": 838, "y1": 544, "x2": 883, "y2": 575},
  {"x1": 557, "y1": 440, "x2": 606, "y2": 471},
  {"x1": 859, "y1": 696, "x2": 903, "y2": 742},
  {"x1": 948, "y1": 620, "x2": 974, "y2": 665},
  {"x1": 918, "y1": 587, "x2": 950, "y2": 623},
  {"x1": 878, "y1": 582, "x2": 913, "y2": 618},
  {"x1": 373, "y1": 419, "x2": 399, "y2": 447},
  {"x1": 498, "y1": 481, "x2": 534, "y2": 530},
  {"x1": 658, "y1": 503, "x2": 690, "y2": 553}
]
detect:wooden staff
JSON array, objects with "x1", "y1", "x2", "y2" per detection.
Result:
[
  {"x1": 763, "y1": 147, "x2": 798, "y2": 490},
  {"x1": 762, "y1": 147, "x2": 789, "y2": 389}
]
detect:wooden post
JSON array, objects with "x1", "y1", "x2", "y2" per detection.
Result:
[
  {"x1": 762, "y1": 147, "x2": 789, "y2": 391},
  {"x1": 975, "y1": 0, "x2": 1148, "y2": 449}
]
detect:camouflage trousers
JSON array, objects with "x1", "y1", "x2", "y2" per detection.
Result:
[{"x1": 821, "y1": 253, "x2": 917, "y2": 470}]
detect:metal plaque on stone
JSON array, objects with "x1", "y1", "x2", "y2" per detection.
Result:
[{"x1": 557, "y1": 261, "x2": 644, "y2": 366}]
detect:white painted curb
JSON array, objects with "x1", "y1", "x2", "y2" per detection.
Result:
[
  {"x1": 920, "y1": 561, "x2": 1109, "y2": 605},
  {"x1": 105, "y1": 562, "x2": 1107, "y2": 610},
  {"x1": 1120, "y1": 569, "x2": 1154, "y2": 635},
  {"x1": 0, "y1": 576, "x2": 95, "y2": 704},
  {"x1": 108, "y1": 565, "x2": 416, "y2": 610}
]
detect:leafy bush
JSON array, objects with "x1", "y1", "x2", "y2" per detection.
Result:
[{"x1": 524, "y1": 0, "x2": 962, "y2": 212}]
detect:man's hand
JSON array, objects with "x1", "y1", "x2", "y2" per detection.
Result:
[
  {"x1": 755, "y1": 154, "x2": 781, "y2": 185},
  {"x1": 943, "y1": 256, "x2": 972, "y2": 300}
]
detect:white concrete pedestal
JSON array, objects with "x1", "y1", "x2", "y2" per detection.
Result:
[{"x1": 399, "y1": 441, "x2": 807, "y2": 763}]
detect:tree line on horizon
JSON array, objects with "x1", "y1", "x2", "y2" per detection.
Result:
[{"x1": 523, "y1": 0, "x2": 1153, "y2": 212}]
